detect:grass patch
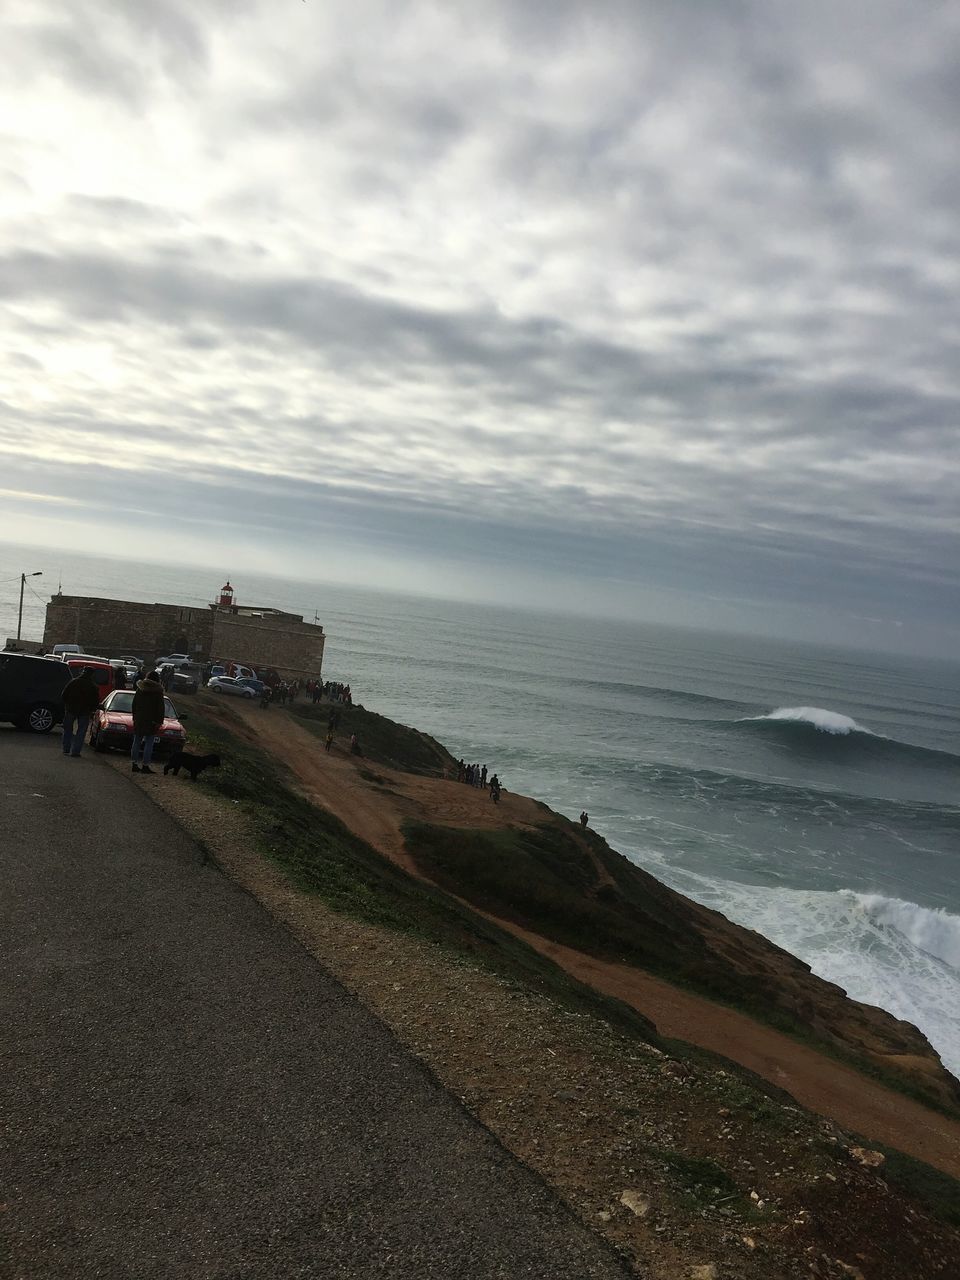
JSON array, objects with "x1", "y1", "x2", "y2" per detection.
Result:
[
  {"x1": 654, "y1": 1149, "x2": 739, "y2": 1200},
  {"x1": 855, "y1": 1145, "x2": 960, "y2": 1230},
  {"x1": 288, "y1": 699, "x2": 456, "y2": 777}
]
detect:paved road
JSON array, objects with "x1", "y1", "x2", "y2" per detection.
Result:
[{"x1": 0, "y1": 729, "x2": 633, "y2": 1279}]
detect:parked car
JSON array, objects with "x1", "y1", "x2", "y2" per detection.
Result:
[
  {"x1": 156, "y1": 653, "x2": 192, "y2": 667},
  {"x1": 89, "y1": 689, "x2": 187, "y2": 755},
  {"x1": 0, "y1": 652, "x2": 71, "y2": 733},
  {"x1": 64, "y1": 658, "x2": 117, "y2": 705},
  {"x1": 207, "y1": 675, "x2": 258, "y2": 699},
  {"x1": 235, "y1": 677, "x2": 268, "y2": 695},
  {"x1": 159, "y1": 668, "x2": 200, "y2": 696},
  {"x1": 51, "y1": 643, "x2": 82, "y2": 657}
]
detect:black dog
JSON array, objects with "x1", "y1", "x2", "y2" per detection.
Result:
[{"x1": 163, "y1": 749, "x2": 222, "y2": 781}]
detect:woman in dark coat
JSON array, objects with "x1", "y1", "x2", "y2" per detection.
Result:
[{"x1": 131, "y1": 671, "x2": 166, "y2": 774}]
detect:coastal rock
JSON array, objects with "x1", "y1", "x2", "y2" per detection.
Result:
[
  {"x1": 689, "y1": 1265, "x2": 718, "y2": 1280},
  {"x1": 847, "y1": 1146, "x2": 885, "y2": 1170},
  {"x1": 619, "y1": 1189, "x2": 651, "y2": 1218}
]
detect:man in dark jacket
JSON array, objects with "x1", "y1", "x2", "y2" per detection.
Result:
[
  {"x1": 61, "y1": 668, "x2": 101, "y2": 758},
  {"x1": 131, "y1": 671, "x2": 166, "y2": 774}
]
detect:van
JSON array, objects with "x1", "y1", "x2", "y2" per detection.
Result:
[
  {"x1": 0, "y1": 653, "x2": 71, "y2": 733},
  {"x1": 51, "y1": 643, "x2": 82, "y2": 657}
]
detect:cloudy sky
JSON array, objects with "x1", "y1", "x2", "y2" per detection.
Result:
[{"x1": 2, "y1": 0, "x2": 958, "y2": 655}]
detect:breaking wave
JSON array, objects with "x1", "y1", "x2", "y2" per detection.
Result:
[
  {"x1": 858, "y1": 894, "x2": 960, "y2": 971},
  {"x1": 742, "y1": 706, "x2": 876, "y2": 735},
  {"x1": 733, "y1": 706, "x2": 960, "y2": 769}
]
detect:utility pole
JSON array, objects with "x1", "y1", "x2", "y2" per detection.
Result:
[{"x1": 17, "y1": 571, "x2": 42, "y2": 641}]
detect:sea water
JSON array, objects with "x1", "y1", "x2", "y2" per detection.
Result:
[{"x1": 4, "y1": 542, "x2": 959, "y2": 1076}]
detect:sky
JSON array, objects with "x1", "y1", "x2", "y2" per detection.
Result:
[{"x1": 1, "y1": 0, "x2": 958, "y2": 657}]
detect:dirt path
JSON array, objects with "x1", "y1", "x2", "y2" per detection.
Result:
[{"x1": 207, "y1": 699, "x2": 960, "y2": 1178}]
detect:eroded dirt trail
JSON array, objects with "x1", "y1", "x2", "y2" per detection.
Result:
[{"x1": 205, "y1": 698, "x2": 960, "y2": 1177}]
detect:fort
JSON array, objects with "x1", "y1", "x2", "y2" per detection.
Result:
[{"x1": 42, "y1": 582, "x2": 325, "y2": 680}]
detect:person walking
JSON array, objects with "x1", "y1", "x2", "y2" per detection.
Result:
[
  {"x1": 61, "y1": 668, "x2": 100, "y2": 758},
  {"x1": 324, "y1": 730, "x2": 334, "y2": 752},
  {"x1": 131, "y1": 670, "x2": 165, "y2": 774}
]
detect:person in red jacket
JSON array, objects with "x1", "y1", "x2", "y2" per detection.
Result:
[{"x1": 61, "y1": 668, "x2": 100, "y2": 758}]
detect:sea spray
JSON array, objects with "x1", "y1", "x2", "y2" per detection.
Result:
[
  {"x1": 741, "y1": 706, "x2": 877, "y2": 735},
  {"x1": 857, "y1": 894, "x2": 960, "y2": 971}
]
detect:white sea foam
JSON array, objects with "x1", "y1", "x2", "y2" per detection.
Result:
[
  {"x1": 743, "y1": 706, "x2": 877, "y2": 736},
  {"x1": 628, "y1": 853, "x2": 960, "y2": 1078},
  {"x1": 858, "y1": 894, "x2": 960, "y2": 970}
]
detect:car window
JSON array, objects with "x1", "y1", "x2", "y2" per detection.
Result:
[{"x1": 105, "y1": 691, "x2": 177, "y2": 718}]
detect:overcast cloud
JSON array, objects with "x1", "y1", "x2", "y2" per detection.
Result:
[{"x1": 1, "y1": 0, "x2": 958, "y2": 654}]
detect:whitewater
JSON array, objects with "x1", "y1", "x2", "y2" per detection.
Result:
[{"x1": 4, "y1": 542, "x2": 960, "y2": 1077}]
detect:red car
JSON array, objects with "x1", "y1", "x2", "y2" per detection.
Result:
[
  {"x1": 64, "y1": 657, "x2": 118, "y2": 704},
  {"x1": 89, "y1": 689, "x2": 188, "y2": 756}
]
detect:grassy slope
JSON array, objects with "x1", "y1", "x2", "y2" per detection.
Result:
[
  {"x1": 287, "y1": 697, "x2": 960, "y2": 1116},
  {"x1": 185, "y1": 702, "x2": 960, "y2": 1229},
  {"x1": 289, "y1": 699, "x2": 457, "y2": 776},
  {"x1": 404, "y1": 817, "x2": 960, "y2": 1119},
  {"x1": 185, "y1": 706, "x2": 657, "y2": 1046}
]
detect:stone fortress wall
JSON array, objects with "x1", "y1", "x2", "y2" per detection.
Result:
[{"x1": 43, "y1": 593, "x2": 325, "y2": 680}]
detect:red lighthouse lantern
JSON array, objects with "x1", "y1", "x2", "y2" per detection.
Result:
[{"x1": 218, "y1": 581, "x2": 234, "y2": 608}]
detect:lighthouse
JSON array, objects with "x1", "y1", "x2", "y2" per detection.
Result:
[{"x1": 218, "y1": 581, "x2": 235, "y2": 608}]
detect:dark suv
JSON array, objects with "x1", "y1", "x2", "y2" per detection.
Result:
[{"x1": 0, "y1": 653, "x2": 71, "y2": 733}]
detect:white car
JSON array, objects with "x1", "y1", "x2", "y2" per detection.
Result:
[{"x1": 207, "y1": 675, "x2": 258, "y2": 699}]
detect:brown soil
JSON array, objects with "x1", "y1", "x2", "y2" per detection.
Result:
[{"x1": 202, "y1": 697, "x2": 960, "y2": 1181}]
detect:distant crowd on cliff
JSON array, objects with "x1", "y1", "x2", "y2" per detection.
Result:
[
  {"x1": 457, "y1": 759, "x2": 501, "y2": 803},
  {"x1": 258, "y1": 678, "x2": 352, "y2": 709}
]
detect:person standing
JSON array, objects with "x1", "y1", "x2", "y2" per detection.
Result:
[
  {"x1": 61, "y1": 668, "x2": 100, "y2": 758},
  {"x1": 131, "y1": 670, "x2": 165, "y2": 774}
]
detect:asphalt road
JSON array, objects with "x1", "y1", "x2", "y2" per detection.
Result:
[{"x1": 0, "y1": 728, "x2": 634, "y2": 1280}]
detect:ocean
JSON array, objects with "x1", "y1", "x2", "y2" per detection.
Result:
[{"x1": 4, "y1": 541, "x2": 959, "y2": 1077}]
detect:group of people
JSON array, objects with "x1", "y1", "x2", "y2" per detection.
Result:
[
  {"x1": 60, "y1": 665, "x2": 166, "y2": 771},
  {"x1": 309, "y1": 680, "x2": 351, "y2": 705},
  {"x1": 271, "y1": 680, "x2": 301, "y2": 706},
  {"x1": 456, "y1": 759, "x2": 502, "y2": 803}
]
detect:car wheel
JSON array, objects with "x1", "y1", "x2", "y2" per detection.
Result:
[
  {"x1": 24, "y1": 703, "x2": 56, "y2": 734},
  {"x1": 212, "y1": 684, "x2": 222, "y2": 693}
]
